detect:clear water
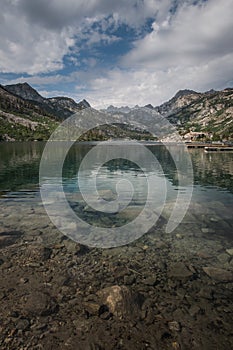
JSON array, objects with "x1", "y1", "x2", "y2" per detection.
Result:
[{"x1": 0, "y1": 141, "x2": 232, "y2": 244}]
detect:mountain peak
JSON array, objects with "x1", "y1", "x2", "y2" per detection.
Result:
[
  {"x1": 174, "y1": 89, "x2": 198, "y2": 99},
  {"x1": 4, "y1": 82, "x2": 44, "y2": 103},
  {"x1": 19, "y1": 82, "x2": 31, "y2": 87},
  {"x1": 155, "y1": 89, "x2": 201, "y2": 115},
  {"x1": 79, "y1": 99, "x2": 91, "y2": 108},
  {"x1": 3, "y1": 81, "x2": 91, "y2": 120},
  {"x1": 144, "y1": 103, "x2": 154, "y2": 109}
]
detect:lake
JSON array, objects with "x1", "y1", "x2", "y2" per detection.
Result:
[
  {"x1": 0, "y1": 141, "x2": 233, "y2": 349},
  {"x1": 0, "y1": 141, "x2": 232, "y2": 244}
]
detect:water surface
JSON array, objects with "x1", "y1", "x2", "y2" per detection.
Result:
[{"x1": 0, "y1": 141, "x2": 232, "y2": 244}]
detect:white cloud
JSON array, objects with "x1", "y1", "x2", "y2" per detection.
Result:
[
  {"x1": 0, "y1": 10, "x2": 75, "y2": 74},
  {"x1": 1, "y1": 0, "x2": 233, "y2": 107},
  {"x1": 0, "y1": 0, "x2": 163, "y2": 74},
  {"x1": 122, "y1": 0, "x2": 233, "y2": 68},
  {"x1": 82, "y1": 52, "x2": 233, "y2": 108},
  {"x1": 3, "y1": 74, "x2": 72, "y2": 86},
  {"x1": 84, "y1": 0, "x2": 233, "y2": 107}
]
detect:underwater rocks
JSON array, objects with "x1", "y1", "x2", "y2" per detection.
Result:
[{"x1": 0, "y1": 223, "x2": 233, "y2": 350}]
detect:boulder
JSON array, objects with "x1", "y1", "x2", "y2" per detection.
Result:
[{"x1": 97, "y1": 285, "x2": 141, "y2": 319}]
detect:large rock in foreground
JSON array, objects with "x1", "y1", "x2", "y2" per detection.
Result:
[{"x1": 97, "y1": 285, "x2": 141, "y2": 320}]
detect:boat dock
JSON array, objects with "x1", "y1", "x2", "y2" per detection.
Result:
[
  {"x1": 186, "y1": 142, "x2": 233, "y2": 151},
  {"x1": 204, "y1": 146, "x2": 233, "y2": 153}
]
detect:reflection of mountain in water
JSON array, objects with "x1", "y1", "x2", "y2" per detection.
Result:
[
  {"x1": 0, "y1": 142, "x2": 45, "y2": 191},
  {"x1": 190, "y1": 149, "x2": 233, "y2": 192},
  {"x1": 0, "y1": 142, "x2": 232, "y2": 194},
  {"x1": 63, "y1": 144, "x2": 192, "y2": 197}
]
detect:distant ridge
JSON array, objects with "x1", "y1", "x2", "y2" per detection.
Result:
[
  {"x1": 1, "y1": 82, "x2": 232, "y2": 141},
  {"x1": 4, "y1": 82, "x2": 91, "y2": 119}
]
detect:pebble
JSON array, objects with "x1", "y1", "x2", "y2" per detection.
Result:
[
  {"x1": 217, "y1": 254, "x2": 230, "y2": 265},
  {"x1": 15, "y1": 318, "x2": 30, "y2": 331},
  {"x1": 210, "y1": 217, "x2": 219, "y2": 222},
  {"x1": 9, "y1": 311, "x2": 19, "y2": 318},
  {"x1": 142, "y1": 276, "x2": 157, "y2": 286},
  {"x1": 19, "y1": 277, "x2": 29, "y2": 284},
  {"x1": 172, "y1": 342, "x2": 181, "y2": 350},
  {"x1": 226, "y1": 248, "x2": 233, "y2": 256},
  {"x1": 124, "y1": 275, "x2": 136, "y2": 285},
  {"x1": 24, "y1": 291, "x2": 58, "y2": 316},
  {"x1": 197, "y1": 287, "x2": 213, "y2": 299},
  {"x1": 188, "y1": 305, "x2": 201, "y2": 317},
  {"x1": 83, "y1": 302, "x2": 100, "y2": 316},
  {"x1": 201, "y1": 228, "x2": 215, "y2": 234},
  {"x1": 168, "y1": 321, "x2": 181, "y2": 332}
]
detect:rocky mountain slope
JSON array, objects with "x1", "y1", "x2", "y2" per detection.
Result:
[
  {"x1": 106, "y1": 88, "x2": 233, "y2": 141},
  {"x1": 159, "y1": 88, "x2": 233, "y2": 141},
  {"x1": 0, "y1": 83, "x2": 91, "y2": 141},
  {"x1": 154, "y1": 89, "x2": 201, "y2": 115},
  {"x1": 4, "y1": 82, "x2": 90, "y2": 120},
  {"x1": 0, "y1": 85, "x2": 58, "y2": 141},
  {"x1": 5, "y1": 82, "x2": 45, "y2": 103}
]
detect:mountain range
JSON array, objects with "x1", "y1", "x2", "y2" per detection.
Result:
[
  {"x1": 0, "y1": 83, "x2": 90, "y2": 141},
  {"x1": 4, "y1": 82, "x2": 90, "y2": 119},
  {"x1": 0, "y1": 82, "x2": 232, "y2": 141},
  {"x1": 105, "y1": 88, "x2": 233, "y2": 141}
]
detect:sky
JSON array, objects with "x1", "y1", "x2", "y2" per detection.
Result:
[{"x1": 0, "y1": 0, "x2": 233, "y2": 108}]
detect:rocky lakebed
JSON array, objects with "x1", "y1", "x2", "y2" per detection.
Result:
[{"x1": 0, "y1": 197, "x2": 233, "y2": 350}]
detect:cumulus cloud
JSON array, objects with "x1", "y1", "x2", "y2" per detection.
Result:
[
  {"x1": 122, "y1": 0, "x2": 233, "y2": 68},
  {"x1": 85, "y1": 53, "x2": 233, "y2": 108},
  {"x1": 0, "y1": 3, "x2": 75, "y2": 74},
  {"x1": 19, "y1": 0, "x2": 167, "y2": 29},
  {"x1": 1, "y1": 0, "x2": 232, "y2": 106},
  {"x1": 0, "y1": 0, "x2": 164, "y2": 74},
  {"x1": 86, "y1": 0, "x2": 233, "y2": 107}
]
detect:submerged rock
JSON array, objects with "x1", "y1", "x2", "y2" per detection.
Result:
[
  {"x1": 168, "y1": 262, "x2": 194, "y2": 279},
  {"x1": 15, "y1": 318, "x2": 30, "y2": 331},
  {"x1": 23, "y1": 291, "x2": 59, "y2": 316},
  {"x1": 0, "y1": 231, "x2": 23, "y2": 248},
  {"x1": 83, "y1": 302, "x2": 100, "y2": 316},
  {"x1": 226, "y1": 248, "x2": 233, "y2": 256},
  {"x1": 201, "y1": 228, "x2": 215, "y2": 234},
  {"x1": 97, "y1": 285, "x2": 141, "y2": 319},
  {"x1": 168, "y1": 321, "x2": 181, "y2": 332},
  {"x1": 203, "y1": 267, "x2": 233, "y2": 282}
]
